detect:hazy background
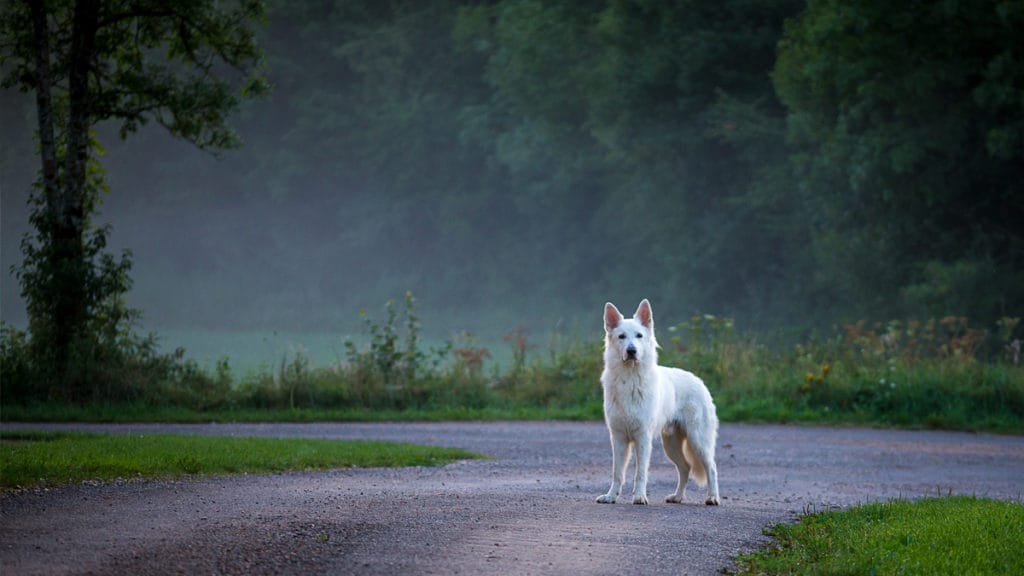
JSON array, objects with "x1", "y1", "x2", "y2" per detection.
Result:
[{"x1": 3, "y1": 1, "x2": 1021, "y2": 369}]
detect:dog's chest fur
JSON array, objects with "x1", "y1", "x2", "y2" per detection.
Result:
[{"x1": 601, "y1": 364, "x2": 665, "y2": 436}]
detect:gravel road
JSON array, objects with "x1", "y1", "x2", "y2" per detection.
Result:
[{"x1": 2, "y1": 422, "x2": 1022, "y2": 575}]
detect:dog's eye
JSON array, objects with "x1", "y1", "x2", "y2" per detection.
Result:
[
  {"x1": 636, "y1": 333, "x2": 643, "y2": 338},
  {"x1": 617, "y1": 334, "x2": 626, "y2": 339}
]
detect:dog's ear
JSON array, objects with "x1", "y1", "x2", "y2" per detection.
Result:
[
  {"x1": 635, "y1": 299, "x2": 653, "y2": 329},
  {"x1": 604, "y1": 302, "x2": 623, "y2": 332}
]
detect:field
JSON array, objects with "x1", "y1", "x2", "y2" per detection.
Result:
[{"x1": 3, "y1": 302, "x2": 1022, "y2": 434}]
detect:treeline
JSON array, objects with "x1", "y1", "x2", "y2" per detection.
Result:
[
  {"x1": 3, "y1": 0, "x2": 1022, "y2": 334},
  {"x1": 242, "y1": 0, "x2": 1024, "y2": 329}
]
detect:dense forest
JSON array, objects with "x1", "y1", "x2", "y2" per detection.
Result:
[{"x1": 2, "y1": 0, "x2": 1021, "y2": 339}]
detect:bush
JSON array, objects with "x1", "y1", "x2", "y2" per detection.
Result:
[
  {"x1": 0, "y1": 320, "x2": 234, "y2": 410},
  {"x1": 0, "y1": 323, "x2": 34, "y2": 401},
  {"x1": 3, "y1": 297, "x2": 1021, "y2": 433}
]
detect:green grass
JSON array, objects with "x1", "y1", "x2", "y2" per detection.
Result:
[
  {"x1": 4, "y1": 311, "x2": 1022, "y2": 434},
  {"x1": 0, "y1": 431, "x2": 483, "y2": 489},
  {"x1": 734, "y1": 496, "x2": 1024, "y2": 575},
  {"x1": 0, "y1": 402, "x2": 603, "y2": 423}
]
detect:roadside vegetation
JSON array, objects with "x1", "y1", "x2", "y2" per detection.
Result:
[
  {"x1": 3, "y1": 295, "x2": 1021, "y2": 434},
  {"x1": 733, "y1": 496, "x2": 1024, "y2": 575},
  {"x1": 0, "y1": 430, "x2": 481, "y2": 490}
]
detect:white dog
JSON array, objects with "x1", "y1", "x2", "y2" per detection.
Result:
[{"x1": 596, "y1": 299, "x2": 720, "y2": 505}]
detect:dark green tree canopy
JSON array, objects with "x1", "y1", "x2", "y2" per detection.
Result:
[
  {"x1": 0, "y1": 0, "x2": 266, "y2": 398},
  {"x1": 1, "y1": 0, "x2": 267, "y2": 148},
  {"x1": 774, "y1": 0, "x2": 1024, "y2": 319},
  {"x1": 2, "y1": 0, "x2": 1019, "y2": 347}
]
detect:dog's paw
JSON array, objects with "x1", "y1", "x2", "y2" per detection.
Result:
[
  {"x1": 665, "y1": 494, "x2": 685, "y2": 504},
  {"x1": 632, "y1": 495, "x2": 649, "y2": 505},
  {"x1": 596, "y1": 494, "x2": 616, "y2": 504},
  {"x1": 705, "y1": 496, "x2": 720, "y2": 506}
]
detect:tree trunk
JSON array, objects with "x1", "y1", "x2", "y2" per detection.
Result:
[
  {"x1": 52, "y1": 0, "x2": 100, "y2": 397},
  {"x1": 28, "y1": 0, "x2": 79, "y2": 392},
  {"x1": 28, "y1": 0, "x2": 100, "y2": 396},
  {"x1": 28, "y1": 0, "x2": 58, "y2": 209}
]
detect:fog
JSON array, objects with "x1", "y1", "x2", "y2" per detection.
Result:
[
  {"x1": 3, "y1": 1, "x2": 1019, "y2": 368},
  {"x1": 1, "y1": 120, "x2": 599, "y2": 350},
  {"x1": 0, "y1": 95, "x2": 630, "y2": 361},
  {"x1": 0, "y1": 92, "x2": 743, "y2": 369}
]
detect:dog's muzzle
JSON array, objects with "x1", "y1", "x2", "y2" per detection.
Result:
[{"x1": 625, "y1": 346, "x2": 638, "y2": 361}]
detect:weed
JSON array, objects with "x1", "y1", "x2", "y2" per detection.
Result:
[
  {"x1": 450, "y1": 332, "x2": 491, "y2": 379},
  {"x1": 3, "y1": 302, "x2": 1022, "y2": 433}
]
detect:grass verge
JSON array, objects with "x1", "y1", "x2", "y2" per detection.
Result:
[
  {"x1": 733, "y1": 496, "x2": 1024, "y2": 575},
  {"x1": 0, "y1": 431, "x2": 482, "y2": 489},
  {"x1": 0, "y1": 403, "x2": 603, "y2": 423}
]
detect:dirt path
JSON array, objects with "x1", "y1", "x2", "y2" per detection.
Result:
[{"x1": 2, "y1": 422, "x2": 1022, "y2": 575}]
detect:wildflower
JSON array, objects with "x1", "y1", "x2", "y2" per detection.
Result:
[
  {"x1": 821, "y1": 364, "x2": 831, "y2": 377},
  {"x1": 801, "y1": 372, "x2": 815, "y2": 393}
]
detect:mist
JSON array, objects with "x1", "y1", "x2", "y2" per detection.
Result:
[{"x1": 3, "y1": 1, "x2": 1020, "y2": 369}]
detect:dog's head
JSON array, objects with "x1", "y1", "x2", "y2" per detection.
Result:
[{"x1": 604, "y1": 299, "x2": 658, "y2": 366}]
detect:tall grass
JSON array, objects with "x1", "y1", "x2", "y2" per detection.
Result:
[
  {"x1": 2, "y1": 297, "x2": 1021, "y2": 432},
  {"x1": 658, "y1": 314, "x2": 1024, "y2": 432}
]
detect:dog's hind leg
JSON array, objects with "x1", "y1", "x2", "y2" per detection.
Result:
[
  {"x1": 596, "y1": 432, "x2": 630, "y2": 504},
  {"x1": 701, "y1": 453, "x2": 720, "y2": 506},
  {"x1": 685, "y1": 438, "x2": 720, "y2": 506},
  {"x1": 661, "y1": 427, "x2": 690, "y2": 503}
]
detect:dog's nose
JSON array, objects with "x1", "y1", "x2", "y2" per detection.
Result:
[{"x1": 626, "y1": 347, "x2": 637, "y2": 358}]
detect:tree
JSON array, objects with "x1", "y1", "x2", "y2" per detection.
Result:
[
  {"x1": 774, "y1": 0, "x2": 1024, "y2": 322},
  {"x1": 454, "y1": 0, "x2": 803, "y2": 323},
  {"x1": 0, "y1": 0, "x2": 266, "y2": 398}
]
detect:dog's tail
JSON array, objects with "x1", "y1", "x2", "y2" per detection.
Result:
[{"x1": 683, "y1": 438, "x2": 708, "y2": 487}]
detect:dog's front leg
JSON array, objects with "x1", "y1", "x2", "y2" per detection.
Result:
[
  {"x1": 632, "y1": 432, "x2": 652, "y2": 505},
  {"x1": 596, "y1": 432, "x2": 630, "y2": 503}
]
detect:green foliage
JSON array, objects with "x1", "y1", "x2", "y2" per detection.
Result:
[
  {"x1": 447, "y1": 0, "x2": 806, "y2": 322},
  {"x1": 1, "y1": 318, "x2": 239, "y2": 411},
  {"x1": 0, "y1": 404, "x2": 602, "y2": 424},
  {"x1": 0, "y1": 0, "x2": 268, "y2": 149},
  {"x1": 0, "y1": 323, "x2": 34, "y2": 400},
  {"x1": 0, "y1": 431, "x2": 481, "y2": 489},
  {"x1": 10, "y1": 144, "x2": 141, "y2": 399},
  {"x1": 3, "y1": 1, "x2": 1023, "y2": 428},
  {"x1": 773, "y1": 0, "x2": 1024, "y2": 322},
  {"x1": 5, "y1": 297, "x2": 1021, "y2": 433},
  {"x1": 0, "y1": 0, "x2": 266, "y2": 400},
  {"x1": 3, "y1": 0, "x2": 1021, "y2": 343},
  {"x1": 338, "y1": 292, "x2": 469, "y2": 409},
  {"x1": 91, "y1": 0, "x2": 804, "y2": 331},
  {"x1": 734, "y1": 497, "x2": 1024, "y2": 575},
  {"x1": 657, "y1": 314, "x2": 1024, "y2": 433}
]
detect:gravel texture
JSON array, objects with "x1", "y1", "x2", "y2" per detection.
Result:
[{"x1": 2, "y1": 421, "x2": 1022, "y2": 575}]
